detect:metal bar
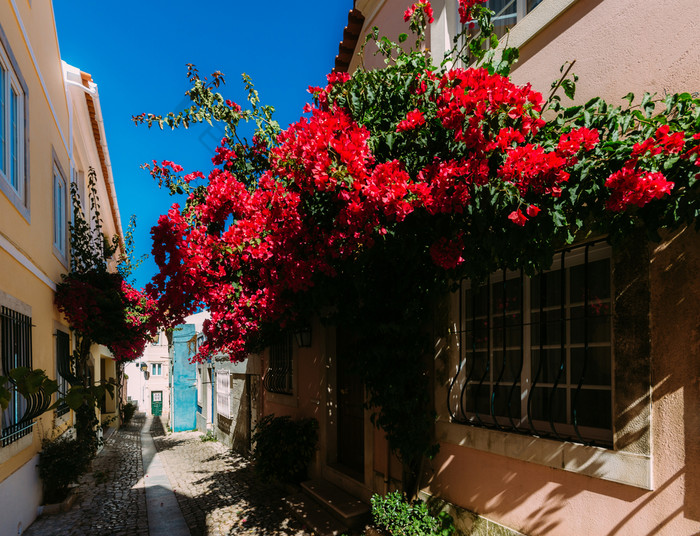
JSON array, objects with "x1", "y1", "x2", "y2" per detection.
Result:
[
  {"x1": 447, "y1": 280, "x2": 465, "y2": 422},
  {"x1": 459, "y1": 284, "x2": 478, "y2": 422},
  {"x1": 547, "y1": 251, "x2": 566, "y2": 440},
  {"x1": 474, "y1": 282, "x2": 490, "y2": 427},
  {"x1": 572, "y1": 244, "x2": 590, "y2": 444},
  {"x1": 527, "y1": 270, "x2": 546, "y2": 435},
  {"x1": 490, "y1": 270, "x2": 508, "y2": 430},
  {"x1": 507, "y1": 268, "x2": 524, "y2": 431}
]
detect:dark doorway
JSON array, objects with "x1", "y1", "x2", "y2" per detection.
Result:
[{"x1": 336, "y1": 328, "x2": 365, "y2": 481}]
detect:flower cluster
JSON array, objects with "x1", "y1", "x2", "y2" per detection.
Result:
[
  {"x1": 55, "y1": 271, "x2": 160, "y2": 362},
  {"x1": 404, "y1": 2, "x2": 434, "y2": 24},
  {"x1": 458, "y1": 0, "x2": 487, "y2": 24},
  {"x1": 143, "y1": 9, "x2": 698, "y2": 366}
]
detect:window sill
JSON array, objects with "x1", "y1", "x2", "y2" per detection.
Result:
[
  {"x1": 0, "y1": 177, "x2": 30, "y2": 223},
  {"x1": 0, "y1": 430, "x2": 33, "y2": 464},
  {"x1": 265, "y1": 390, "x2": 298, "y2": 408},
  {"x1": 53, "y1": 245, "x2": 68, "y2": 269},
  {"x1": 498, "y1": 0, "x2": 578, "y2": 51},
  {"x1": 436, "y1": 419, "x2": 652, "y2": 490}
]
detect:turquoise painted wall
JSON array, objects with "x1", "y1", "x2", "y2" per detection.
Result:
[{"x1": 171, "y1": 323, "x2": 197, "y2": 432}]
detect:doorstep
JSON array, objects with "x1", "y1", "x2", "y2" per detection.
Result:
[{"x1": 301, "y1": 479, "x2": 371, "y2": 529}]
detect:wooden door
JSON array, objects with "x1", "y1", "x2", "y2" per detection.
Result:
[
  {"x1": 336, "y1": 328, "x2": 365, "y2": 481},
  {"x1": 151, "y1": 391, "x2": 163, "y2": 416}
]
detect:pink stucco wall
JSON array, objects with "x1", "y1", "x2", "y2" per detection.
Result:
[
  {"x1": 349, "y1": 0, "x2": 430, "y2": 73},
  {"x1": 509, "y1": 0, "x2": 700, "y2": 106}
]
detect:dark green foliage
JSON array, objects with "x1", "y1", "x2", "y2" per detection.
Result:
[
  {"x1": 371, "y1": 491, "x2": 455, "y2": 536},
  {"x1": 252, "y1": 415, "x2": 318, "y2": 483},
  {"x1": 121, "y1": 401, "x2": 136, "y2": 425},
  {"x1": 38, "y1": 435, "x2": 93, "y2": 504}
]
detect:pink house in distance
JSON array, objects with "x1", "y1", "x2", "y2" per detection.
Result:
[{"x1": 257, "y1": 1, "x2": 700, "y2": 535}]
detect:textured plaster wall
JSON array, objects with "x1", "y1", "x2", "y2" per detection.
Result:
[
  {"x1": 350, "y1": 0, "x2": 427, "y2": 73},
  {"x1": 509, "y1": 0, "x2": 700, "y2": 106}
]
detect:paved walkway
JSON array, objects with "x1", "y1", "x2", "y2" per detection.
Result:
[
  {"x1": 150, "y1": 417, "x2": 310, "y2": 536},
  {"x1": 25, "y1": 414, "x2": 149, "y2": 536},
  {"x1": 24, "y1": 414, "x2": 311, "y2": 536}
]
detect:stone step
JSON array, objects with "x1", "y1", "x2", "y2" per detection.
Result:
[
  {"x1": 301, "y1": 479, "x2": 370, "y2": 529},
  {"x1": 284, "y1": 491, "x2": 348, "y2": 536}
]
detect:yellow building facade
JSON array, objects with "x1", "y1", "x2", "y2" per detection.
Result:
[{"x1": 0, "y1": 2, "x2": 122, "y2": 533}]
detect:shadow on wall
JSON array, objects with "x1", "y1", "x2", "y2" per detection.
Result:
[
  {"x1": 422, "y1": 443, "x2": 625, "y2": 536},
  {"x1": 648, "y1": 227, "x2": 700, "y2": 524}
]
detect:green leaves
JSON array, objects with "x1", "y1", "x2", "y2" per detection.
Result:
[{"x1": 0, "y1": 368, "x2": 58, "y2": 411}]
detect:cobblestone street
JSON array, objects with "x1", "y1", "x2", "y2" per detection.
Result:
[
  {"x1": 150, "y1": 417, "x2": 310, "y2": 536},
  {"x1": 25, "y1": 415, "x2": 148, "y2": 536},
  {"x1": 24, "y1": 414, "x2": 311, "y2": 536}
]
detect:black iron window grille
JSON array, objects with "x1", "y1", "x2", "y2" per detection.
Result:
[
  {"x1": 263, "y1": 335, "x2": 294, "y2": 395},
  {"x1": 1, "y1": 306, "x2": 34, "y2": 446},
  {"x1": 447, "y1": 242, "x2": 614, "y2": 448},
  {"x1": 55, "y1": 330, "x2": 71, "y2": 418}
]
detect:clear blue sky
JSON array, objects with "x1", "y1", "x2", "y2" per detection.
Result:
[{"x1": 54, "y1": 1, "x2": 353, "y2": 288}]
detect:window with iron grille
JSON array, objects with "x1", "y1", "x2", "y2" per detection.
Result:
[
  {"x1": 55, "y1": 330, "x2": 70, "y2": 418},
  {"x1": 447, "y1": 242, "x2": 613, "y2": 447},
  {"x1": 1, "y1": 306, "x2": 33, "y2": 446},
  {"x1": 264, "y1": 336, "x2": 294, "y2": 395}
]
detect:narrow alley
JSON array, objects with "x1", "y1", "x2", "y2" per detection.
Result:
[{"x1": 24, "y1": 414, "x2": 310, "y2": 536}]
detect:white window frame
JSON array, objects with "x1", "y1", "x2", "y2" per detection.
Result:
[
  {"x1": 53, "y1": 160, "x2": 68, "y2": 259},
  {"x1": 216, "y1": 371, "x2": 231, "y2": 419},
  {"x1": 151, "y1": 363, "x2": 162, "y2": 376},
  {"x1": 0, "y1": 26, "x2": 28, "y2": 218}
]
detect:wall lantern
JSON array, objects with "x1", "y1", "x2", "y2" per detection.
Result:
[
  {"x1": 294, "y1": 326, "x2": 312, "y2": 348},
  {"x1": 140, "y1": 362, "x2": 148, "y2": 372}
]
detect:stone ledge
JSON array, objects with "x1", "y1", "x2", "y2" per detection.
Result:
[{"x1": 436, "y1": 420, "x2": 652, "y2": 490}]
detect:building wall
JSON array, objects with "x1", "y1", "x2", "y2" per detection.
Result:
[
  {"x1": 508, "y1": 0, "x2": 700, "y2": 110},
  {"x1": 350, "y1": 0, "x2": 428, "y2": 73},
  {"x1": 125, "y1": 331, "x2": 171, "y2": 416},
  {"x1": 0, "y1": 2, "x2": 122, "y2": 533},
  {"x1": 418, "y1": 1, "x2": 700, "y2": 534},
  {"x1": 0, "y1": 3, "x2": 72, "y2": 533}
]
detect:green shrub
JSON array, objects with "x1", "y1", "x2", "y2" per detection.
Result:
[
  {"x1": 252, "y1": 414, "x2": 318, "y2": 483},
  {"x1": 200, "y1": 430, "x2": 217, "y2": 442},
  {"x1": 121, "y1": 401, "x2": 136, "y2": 425},
  {"x1": 38, "y1": 435, "x2": 94, "y2": 504},
  {"x1": 371, "y1": 491, "x2": 455, "y2": 536}
]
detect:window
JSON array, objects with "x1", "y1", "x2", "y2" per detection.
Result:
[
  {"x1": 264, "y1": 335, "x2": 294, "y2": 395},
  {"x1": 151, "y1": 363, "x2": 162, "y2": 376},
  {"x1": 480, "y1": 0, "x2": 544, "y2": 38},
  {"x1": 55, "y1": 330, "x2": 70, "y2": 418},
  {"x1": 216, "y1": 371, "x2": 231, "y2": 419},
  {"x1": 1, "y1": 306, "x2": 33, "y2": 446},
  {"x1": 53, "y1": 163, "x2": 67, "y2": 257},
  {"x1": 448, "y1": 242, "x2": 613, "y2": 447},
  {"x1": 0, "y1": 34, "x2": 27, "y2": 210}
]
